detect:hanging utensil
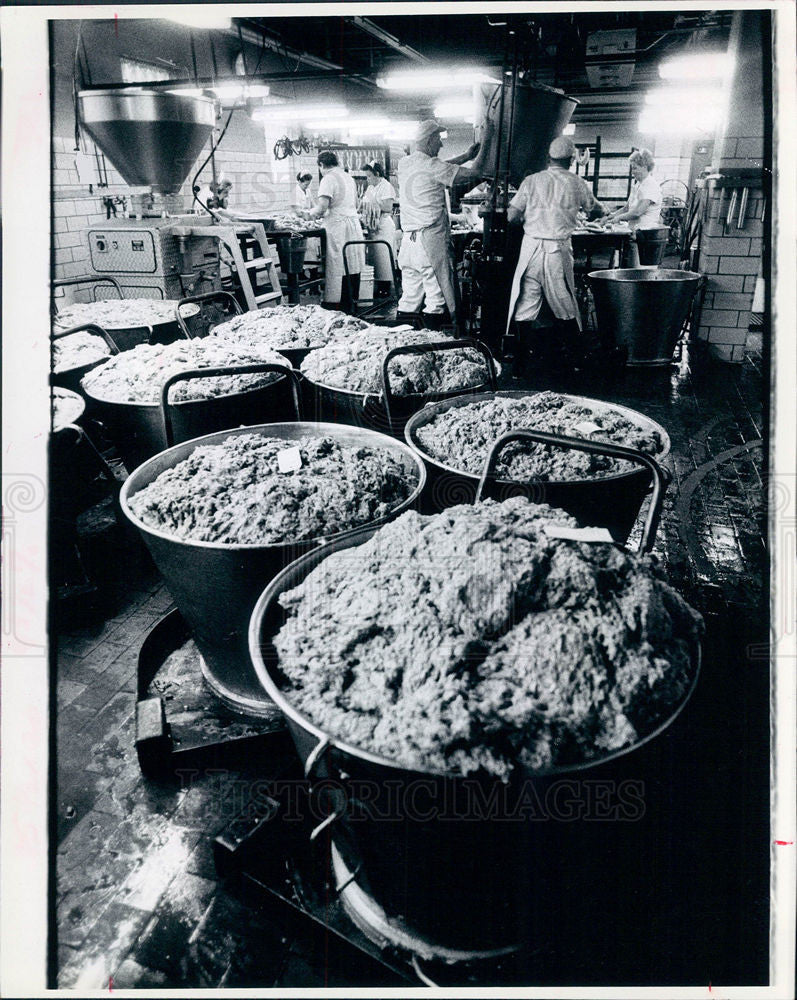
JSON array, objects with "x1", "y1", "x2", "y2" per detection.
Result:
[
  {"x1": 736, "y1": 187, "x2": 749, "y2": 230},
  {"x1": 725, "y1": 188, "x2": 738, "y2": 235}
]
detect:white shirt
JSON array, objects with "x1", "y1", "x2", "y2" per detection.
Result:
[
  {"x1": 294, "y1": 183, "x2": 314, "y2": 209},
  {"x1": 397, "y1": 151, "x2": 460, "y2": 231},
  {"x1": 509, "y1": 166, "x2": 597, "y2": 240},
  {"x1": 628, "y1": 173, "x2": 662, "y2": 230},
  {"x1": 318, "y1": 167, "x2": 359, "y2": 217}
]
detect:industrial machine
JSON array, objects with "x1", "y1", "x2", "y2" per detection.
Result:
[{"x1": 76, "y1": 89, "x2": 282, "y2": 309}]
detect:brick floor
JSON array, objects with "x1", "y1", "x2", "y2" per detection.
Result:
[{"x1": 53, "y1": 343, "x2": 769, "y2": 988}]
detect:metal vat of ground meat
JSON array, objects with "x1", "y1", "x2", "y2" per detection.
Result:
[
  {"x1": 50, "y1": 324, "x2": 116, "y2": 396},
  {"x1": 302, "y1": 338, "x2": 499, "y2": 439},
  {"x1": 404, "y1": 390, "x2": 671, "y2": 543},
  {"x1": 248, "y1": 525, "x2": 701, "y2": 958},
  {"x1": 588, "y1": 268, "x2": 702, "y2": 365},
  {"x1": 121, "y1": 422, "x2": 426, "y2": 718},
  {"x1": 82, "y1": 358, "x2": 299, "y2": 472}
]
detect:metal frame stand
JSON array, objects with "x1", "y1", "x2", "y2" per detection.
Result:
[{"x1": 134, "y1": 608, "x2": 293, "y2": 777}]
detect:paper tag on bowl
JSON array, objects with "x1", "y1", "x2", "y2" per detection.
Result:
[
  {"x1": 544, "y1": 524, "x2": 614, "y2": 544},
  {"x1": 572, "y1": 420, "x2": 602, "y2": 436},
  {"x1": 277, "y1": 446, "x2": 303, "y2": 474}
]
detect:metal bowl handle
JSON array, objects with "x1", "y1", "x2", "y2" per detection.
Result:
[
  {"x1": 159, "y1": 363, "x2": 302, "y2": 447},
  {"x1": 475, "y1": 428, "x2": 669, "y2": 554},
  {"x1": 380, "y1": 338, "x2": 498, "y2": 431},
  {"x1": 51, "y1": 321, "x2": 121, "y2": 355},
  {"x1": 175, "y1": 290, "x2": 243, "y2": 339}
]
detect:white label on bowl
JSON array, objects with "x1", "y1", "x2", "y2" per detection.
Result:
[
  {"x1": 277, "y1": 446, "x2": 303, "y2": 473},
  {"x1": 544, "y1": 524, "x2": 614, "y2": 543},
  {"x1": 572, "y1": 420, "x2": 602, "y2": 436}
]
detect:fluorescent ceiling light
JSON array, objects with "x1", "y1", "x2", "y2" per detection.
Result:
[
  {"x1": 377, "y1": 67, "x2": 500, "y2": 91},
  {"x1": 638, "y1": 106, "x2": 721, "y2": 135},
  {"x1": 304, "y1": 118, "x2": 418, "y2": 140},
  {"x1": 562, "y1": 123, "x2": 576, "y2": 135},
  {"x1": 251, "y1": 103, "x2": 348, "y2": 122},
  {"x1": 658, "y1": 51, "x2": 734, "y2": 80},
  {"x1": 644, "y1": 86, "x2": 723, "y2": 107},
  {"x1": 433, "y1": 97, "x2": 477, "y2": 122},
  {"x1": 170, "y1": 82, "x2": 270, "y2": 103},
  {"x1": 164, "y1": 14, "x2": 233, "y2": 31}
]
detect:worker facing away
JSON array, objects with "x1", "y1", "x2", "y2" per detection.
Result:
[
  {"x1": 300, "y1": 150, "x2": 365, "y2": 311},
  {"x1": 396, "y1": 118, "x2": 494, "y2": 331},
  {"x1": 506, "y1": 135, "x2": 606, "y2": 373}
]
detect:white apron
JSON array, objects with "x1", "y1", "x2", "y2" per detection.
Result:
[
  {"x1": 505, "y1": 233, "x2": 581, "y2": 335},
  {"x1": 369, "y1": 213, "x2": 397, "y2": 282},
  {"x1": 417, "y1": 210, "x2": 459, "y2": 321},
  {"x1": 324, "y1": 208, "x2": 365, "y2": 303}
]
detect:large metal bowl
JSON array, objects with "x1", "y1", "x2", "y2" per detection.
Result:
[
  {"x1": 301, "y1": 338, "x2": 499, "y2": 439},
  {"x1": 122, "y1": 422, "x2": 426, "y2": 717},
  {"x1": 82, "y1": 360, "x2": 296, "y2": 473},
  {"x1": 588, "y1": 268, "x2": 702, "y2": 365},
  {"x1": 404, "y1": 390, "x2": 671, "y2": 543},
  {"x1": 248, "y1": 524, "x2": 701, "y2": 953}
]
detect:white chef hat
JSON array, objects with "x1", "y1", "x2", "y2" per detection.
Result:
[
  {"x1": 549, "y1": 135, "x2": 576, "y2": 160},
  {"x1": 415, "y1": 119, "x2": 445, "y2": 142}
]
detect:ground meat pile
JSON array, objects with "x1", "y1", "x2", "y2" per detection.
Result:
[
  {"x1": 81, "y1": 340, "x2": 289, "y2": 404},
  {"x1": 414, "y1": 391, "x2": 665, "y2": 481},
  {"x1": 301, "y1": 328, "x2": 497, "y2": 396},
  {"x1": 127, "y1": 433, "x2": 416, "y2": 544},
  {"x1": 53, "y1": 298, "x2": 197, "y2": 331},
  {"x1": 270, "y1": 213, "x2": 323, "y2": 231},
  {"x1": 52, "y1": 332, "x2": 111, "y2": 373},
  {"x1": 274, "y1": 497, "x2": 702, "y2": 779},
  {"x1": 212, "y1": 304, "x2": 368, "y2": 351},
  {"x1": 51, "y1": 388, "x2": 84, "y2": 430}
]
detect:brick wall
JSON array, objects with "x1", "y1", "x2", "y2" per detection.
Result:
[
  {"x1": 51, "y1": 112, "x2": 318, "y2": 295},
  {"x1": 696, "y1": 10, "x2": 766, "y2": 362}
]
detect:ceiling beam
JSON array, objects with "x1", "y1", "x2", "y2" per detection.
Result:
[
  {"x1": 345, "y1": 16, "x2": 429, "y2": 64},
  {"x1": 233, "y1": 20, "x2": 379, "y2": 89}
]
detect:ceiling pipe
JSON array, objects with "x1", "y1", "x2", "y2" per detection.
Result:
[
  {"x1": 345, "y1": 16, "x2": 429, "y2": 63},
  {"x1": 232, "y1": 20, "x2": 378, "y2": 89}
]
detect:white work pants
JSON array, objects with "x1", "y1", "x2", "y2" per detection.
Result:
[{"x1": 397, "y1": 232, "x2": 446, "y2": 314}]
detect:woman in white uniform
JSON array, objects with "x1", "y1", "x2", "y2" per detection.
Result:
[
  {"x1": 360, "y1": 161, "x2": 397, "y2": 298},
  {"x1": 293, "y1": 171, "x2": 320, "y2": 268},
  {"x1": 301, "y1": 151, "x2": 365, "y2": 310},
  {"x1": 605, "y1": 148, "x2": 662, "y2": 266},
  {"x1": 293, "y1": 171, "x2": 314, "y2": 211}
]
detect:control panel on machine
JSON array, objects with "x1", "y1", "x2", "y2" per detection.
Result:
[{"x1": 89, "y1": 230, "x2": 157, "y2": 272}]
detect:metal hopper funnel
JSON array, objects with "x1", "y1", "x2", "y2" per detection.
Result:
[{"x1": 78, "y1": 89, "x2": 216, "y2": 194}]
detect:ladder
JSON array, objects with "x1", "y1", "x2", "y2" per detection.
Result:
[{"x1": 184, "y1": 222, "x2": 283, "y2": 310}]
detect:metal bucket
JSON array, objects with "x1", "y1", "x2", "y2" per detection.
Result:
[
  {"x1": 302, "y1": 339, "x2": 499, "y2": 439},
  {"x1": 636, "y1": 226, "x2": 670, "y2": 266},
  {"x1": 121, "y1": 422, "x2": 426, "y2": 718},
  {"x1": 404, "y1": 390, "x2": 670, "y2": 543},
  {"x1": 248, "y1": 525, "x2": 701, "y2": 954},
  {"x1": 276, "y1": 237, "x2": 308, "y2": 274},
  {"x1": 588, "y1": 268, "x2": 701, "y2": 365},
  {"x1": 82, "y1": 361, "x2": 299, "y2": 472},
  {"x1": 51, "y1": 323, "x2": 116, "y2": 396}
]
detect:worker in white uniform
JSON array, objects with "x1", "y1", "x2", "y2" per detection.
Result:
[
  {"x1": 292, "y1": 170, "x2": 321, "y2": 270},
  {"x1": 506, "y1": 135, "x2": 606, "y2": 373},
  {"x1": 360, "y1": 161, "x2": 397, "y2": 299},
  {"x1": 605, "y1": 148, "x2": 662, "y2": 266},
  {"x1": 293, "y1": 171, "x2": 315, "y2": 211},
  {"x1": 396, "y1": 118, "x2": 494, "y2": 330},
  {"x1": 300, "y1": 150, "x2": 365, "y2": 311}
]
